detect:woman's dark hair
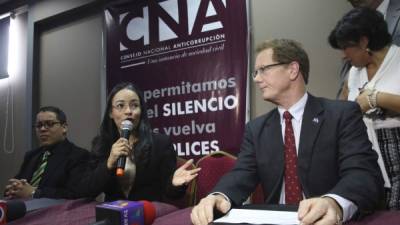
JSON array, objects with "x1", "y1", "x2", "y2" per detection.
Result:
[
  {"x1": 328, "y1": 7, "x2": 391, "y2": 51},
  {"x1": 92, "y1": 82, "x2": 153, "y2": 165}
]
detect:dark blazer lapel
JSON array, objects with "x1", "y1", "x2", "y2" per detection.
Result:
[
  {"x1": 40, "y1": 141, "x2": 70, "y2": 185},
  {"x1": 387, "y1": 0, "x2": 400, "y2": 35},
  {"x1": 298, "y1": 94, "x2": 324, "y2": 196},
  {"x1": 21, "y1": 149, "x2": 42, "y2": 181},
  {"x1": 262, "y1": 109, "x2": 285, "y2": 203}
]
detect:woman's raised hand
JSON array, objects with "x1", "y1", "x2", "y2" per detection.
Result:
[{"x1": 172, "y1": 159, "x2": 201, "y2": 187}]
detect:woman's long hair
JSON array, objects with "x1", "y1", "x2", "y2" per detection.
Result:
[{"x1": 92, "y1": 82, "x2": 153, "y2": 166}]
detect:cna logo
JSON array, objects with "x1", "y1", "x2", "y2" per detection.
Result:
[{"x1": 118, "y1": 0, "x2": 227, "y2": 51}]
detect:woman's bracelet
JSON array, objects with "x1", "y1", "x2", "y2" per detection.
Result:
[{"x1": 367, "y1": 89, "x2": 378, "y2": 109}]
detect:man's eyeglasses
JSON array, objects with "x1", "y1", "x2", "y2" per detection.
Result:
[
  {"x1": 34, "y1": 121, "x2": 62, "y2": 129},
  {"x1": 112, "y1": 102, "x2": 140, "y2": 112},
  {"x1": 252, "y1": 62, "x2": 287, "y2": 79}
]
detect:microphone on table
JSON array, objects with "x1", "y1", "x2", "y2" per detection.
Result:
[
  {"x1": 94, "y1": 200, "x2": 156, "y2": 225},
  {"x1": 116, "y1": 120, "x2": 134, "y2": 177},
  {"x1": 140, "y1": 200, "x2": 156, "y2": 225},
  {"x1": 0, "y1": 200, "x2": 27, "y2": 224}
]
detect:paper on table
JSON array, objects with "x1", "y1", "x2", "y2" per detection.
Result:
[{"x1": 213, "y1": 208, "x2": 300, "y2": 225}]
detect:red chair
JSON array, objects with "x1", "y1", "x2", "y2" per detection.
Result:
[
  {"x1": 250, "y1": 184, "x2": 265, "y2": 204},
  {"x1": 165, "y1": 157, "x2": 197, "y2": 208},
  {"x1": 194, "y1": 151, "x2": 237, "y2": 204}
]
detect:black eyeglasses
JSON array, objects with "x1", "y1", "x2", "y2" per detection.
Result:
[
  {"x1": 112, "y1": 102, "x2": 140, "y2": 112},
  {"x1": 34, "y1": 121, "x2": 62, "y2": 129},
  {"x1": 252, "y1": 62, "x2": 287, "y2": 79}
]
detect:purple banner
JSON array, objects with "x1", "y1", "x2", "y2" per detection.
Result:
[{"x1": 105, "y1": 0, "x2": 248, "y2": 159}]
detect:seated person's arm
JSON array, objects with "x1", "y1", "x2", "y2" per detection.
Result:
[
  {"x1": 163, "y1": 140, "x2": 200, "y2": 199},
  {"x1": 191, "y1": 193, "x2": 231, "y2": 225},
  {"x1": 171, "y1": 159, "x2": 201, "y2": 186},
  {"x1": 4, "y1": 179, "x2": 35, "y2": 199},
  {"x1": 356, "y1": 89, "x2": 400, "y2": 113},
  {"x1": 299, "y1": 103, "x2": 384, "y2": 225},
  {"x1": 298, "y1": 196, "x2": 343, "y2": 225},
  {"x1": 191, "y1": 123, "x2": 259, "y2": 225}
]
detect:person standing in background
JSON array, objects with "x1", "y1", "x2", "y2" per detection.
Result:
[
  {"x1": 336, "y1": 0, "x2": 400, "y2": 99},
  {"x1": 329, "y1": 7, "x2": 400, "y2": 210}
]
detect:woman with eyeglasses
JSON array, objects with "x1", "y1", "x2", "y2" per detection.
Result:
[
  {"x1": 329, "y1": 7, "x2": 400, "y2": 209},
  {"x1": 75, "y1": 82, "x2": 200, "y2": 202}
]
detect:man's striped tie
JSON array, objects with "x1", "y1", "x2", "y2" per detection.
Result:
[{"x1": 30, "y1": 151, "x2": 50, "y2": 187}]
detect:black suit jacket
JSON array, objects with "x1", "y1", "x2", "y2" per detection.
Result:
[
  {"x1": 75, "y1": 133, "x2": 185, "y2": 202},
  {"x1": 387, "y1": 0, "x2": 400, "y2": 45},
  {"x1": 213, "y1": 95, "x2": 384, "y2": 215},
  {"x1": 14, "y1": 139, "x2": 89, "y2": 199}
]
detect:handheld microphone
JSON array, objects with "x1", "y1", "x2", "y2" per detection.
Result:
[
  {"x1": 140, "y1": 200, "x2": 156, "y2": 225},
  {"x1": 0, "y1": 200, "x2": 26, "y2": 224},
  {"x1": 116, "y1": 120, "x2": 134, "y2": 177}
]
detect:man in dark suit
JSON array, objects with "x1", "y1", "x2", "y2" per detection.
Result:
[
  {"x1": 191, "y1": 39, "x2": 384, "y2": 225},
  {"x1": 337, "y1": 0, "x2": 400, "y2": 99},
  {"x1": 4, "y1": 106, "x2": 89, "y2": 199}
]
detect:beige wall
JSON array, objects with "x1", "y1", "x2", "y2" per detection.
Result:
[
  {"x1": 39, "y1": 13, "x2": 102, "y2": 150},
  {"x1": 30, "y1": 0, "x2": 95, "y2": 22},
  {"x1": 250, "y1": 0, "x2": 351, "y2": 118},
  {"x1": 0, "y1": 12, "x2": 28, "y2": 194}
]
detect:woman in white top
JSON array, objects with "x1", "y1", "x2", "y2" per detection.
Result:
[{"x1": 329, "y1": 7, "x2": 400, "y2": 209}]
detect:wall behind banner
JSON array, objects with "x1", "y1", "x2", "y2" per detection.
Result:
[
  {"x1": 250, "y1": 0, "x2": 350, "y2": 117},
  {"x1": 0, "y1": 0, "x2": 351, "y2": 193}
]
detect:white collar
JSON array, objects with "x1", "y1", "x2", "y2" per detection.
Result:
[
  {"x1": 377, "y1": 0, "x2": 390, "y2": 18},
  {"x1": 278, "y1": 93, "x2": 308, "y2": 123}
]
